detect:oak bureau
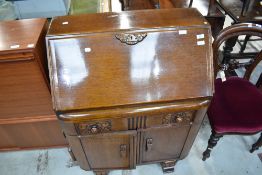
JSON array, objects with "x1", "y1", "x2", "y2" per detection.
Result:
[
  {"x1": 0, "y1": 18, "x2": 67, "y2": 151},
  {"x1": 47, "y1": 8, "x2": 214, "y2": 174}
]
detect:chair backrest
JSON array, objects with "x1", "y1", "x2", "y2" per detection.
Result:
[
  {"x1": 213, "y1": 23, "x2": 262, "y2": 81},
  {"x1": 217, "y1": 0, "x2": 261, "y2": 23}
]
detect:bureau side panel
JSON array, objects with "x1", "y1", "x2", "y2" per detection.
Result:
[
  {"x1": 34, "y1": 19, "x2": 50, "y2": 88},
  {"x1": 179, "y1": 107, "x2": 207, "y2": 159}
]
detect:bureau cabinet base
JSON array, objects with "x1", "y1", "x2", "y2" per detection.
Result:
[
  {"x1": 62, "y1": 107, "x2": 209, "y2": 174},
  {"x1": 68, "y1": 147, "x2": 77, "y2": 161}
]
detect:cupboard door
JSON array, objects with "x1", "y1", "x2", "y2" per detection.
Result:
[
  {"x1": 80, "y1": 131, "x2": 136, "y2": 169},
  {"x1": 140, "y1": 125, "x2": 191, "y2": 163}
]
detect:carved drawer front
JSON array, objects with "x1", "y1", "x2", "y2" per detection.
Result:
[
  {"x1": 79, "y1": 131, "x2": 137, "y2": 169},
  {"x1": 139, "y1": 125, "x2": 191, "y2": 164},
  {"x1": 76, "y1": 118, "x2": 128, "y2": 135},
  {"x1": 146, "y1": 111, "x2": 194, "y2": 128}
]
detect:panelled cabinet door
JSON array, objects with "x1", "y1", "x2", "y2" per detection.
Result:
[
  {"x1": 80, "y1": 131, "x2": 137, "y2": 169},
  {"x1": 140, "y1": 125, "x2": 191, "y2": 163}
]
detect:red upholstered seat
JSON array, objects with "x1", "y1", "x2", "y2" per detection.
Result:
[{"x1": 208, "y1": 77, "x2": 262, "y2": 134}]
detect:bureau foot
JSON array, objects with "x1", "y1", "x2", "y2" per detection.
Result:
[
  {"x1": 94, "y1": 170, "x2": 109, "y2": 175},
  {"x1": 160, "y1": 160, "x2": 177, "y2": 173},
  {"x1": 68, "y1": 147, "x2": 76, "y2": 161}
]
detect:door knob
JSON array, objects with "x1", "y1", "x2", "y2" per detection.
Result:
[{"x1": 120, "y1": 144, "x2": 127, "y2": 158}]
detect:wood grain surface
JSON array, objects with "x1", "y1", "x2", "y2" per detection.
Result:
[
  {"x1": 0, "y1": 18, "x2": 46, "y2": 54},
  {"x1": 0, "y1": 18, "x2": 67, "y2": 150},
  {"x1": 47, "y1": 8, "x2": 213, "y2": 112},
  {"x1": 47, "y1": 8, "x2": 207, "y2": 35}
]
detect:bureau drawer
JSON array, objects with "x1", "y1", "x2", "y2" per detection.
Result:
[
  {"x1": 62, "y1": 111, "x2": 194, "y2": 136},
  {"x1": 75, "y1": 118, "x2": 128, "y2": 135},
  {"x1": 146, "y1": 111, "x2": 194, "y2": 128}
]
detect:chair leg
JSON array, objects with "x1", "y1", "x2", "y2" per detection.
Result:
[
  {"x1": 250, "y1": 133, "x2": 262, "y2": 153},
  {"x1": 222, "y1": 36, "x2": 238, "y2": 64},
  {"x1": 239, "y1": 35, "x2": 251, "y2": 54},
  {"x1": 255, "y1": 73, "x2": 262, "y2": 89},
  {"x1": 202, "y1": 131, "x2": 223, "y2": 161}
]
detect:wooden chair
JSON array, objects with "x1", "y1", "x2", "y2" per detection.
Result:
[
  {"x1": 257, "y1": 73, "x2": 262, "y2": 91},
  {"x1": 216, "y1": 0, "x2": 261, "y2": 24},
  {"x1": 167, "y1": 0, "x2": 225, "y2": 37},
  {"x1": 202, "y1": 23, "x2": 262, "y2": 161},
  {"x1": 215, "y1": 0, "x2": 262, "y2": 64}
]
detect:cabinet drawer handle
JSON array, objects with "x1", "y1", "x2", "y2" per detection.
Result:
[
  {"x1": 146, "y1": 138, "x2": 153, "y2": 151},
  {"x1": 120, "y1": 144, "x2": 127, "y2": 158},
  {"x1": 176, "y1": 116, "x2": 183, "y2": 123},
  {"x1": 115, "y1": 33, "x2": 147, "y2": 45},
  {"x1": 90, "y1": 125, "x2": 99, "y2": 134}
]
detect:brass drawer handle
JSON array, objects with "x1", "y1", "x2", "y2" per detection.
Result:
[
  {"x1": 115, "y1": 33, "x2": 147, "y2": 45},
  {"x1": 176, "y1": 116, "x2": 183, "y2": 123},
  {"x1": 120, "y1": 144, "x2": 127, "y2": 158},
  {"x1": 146, "y1": 138, "x2": 153, "y2": 151},
  {"x1": 162, "y1": 112, "x2": 192, "y2": 125},
  {"x1": 90, "y1": 125, "x2": 99, "y2": 134}
]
